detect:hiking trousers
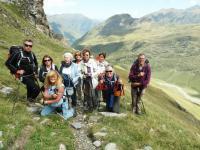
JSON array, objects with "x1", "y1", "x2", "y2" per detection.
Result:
[
  {"x1": 22, "y1": 76, "x2": 40, "y2": 101},
  {"x1": 131, "y1": 88, "x2": 145, "y2": 114},
  {"x1": 106, "y1": 94, "x2": 120, "y2": 113},
  {"x1": 83, "y1": 78, "x2": 97, "y2": 110},
  {"x1": 76, "y1": 77, "x2": 83, "y2": 101}
]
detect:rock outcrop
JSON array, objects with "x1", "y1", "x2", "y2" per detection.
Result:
[{"x1": 0, "y1": 0, "x2": 52, "y2": 36}]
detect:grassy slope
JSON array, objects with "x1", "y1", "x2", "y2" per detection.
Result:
[
  {"x1": 151, "y1": 79, "x2": 200, "y2": 120},
  {"x1": 74, "y1": 22, "x2": 200, "y2": 95},
  {"x1": 0, "y1": 2, "x2": 75, "y2": 149},
  {"x1": 90, "y1": 67, "x2": 200, "y2": 150},
  {"x1": 1, "y1": 2, "x2": 200, "y2": 149}
]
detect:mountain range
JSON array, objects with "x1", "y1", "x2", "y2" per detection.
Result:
[
  {"x1": 142, "y1": 5, "x2": 200, "y2": 24},
  {"x1": 73, "y1": 5, "x2": 200, "y2": 95},
  {"x1": 47, "y1": 14, "x2": 100, "y2": 44}
]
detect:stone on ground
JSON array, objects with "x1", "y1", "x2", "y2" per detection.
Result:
[
  {"x1": 71, "y1": 122, "x2": 83, "y2": 130},
  {"x1": 0, "y1": 86, "x2": 13, "y2": 94},
  {"x1": 93, "y1": 140, "x2": 101, "y2": 148},
  {"x1": 105, "y1": 143, "x2": 118, "y2": 150},
  {"x1": 99, "y1": 112, "x2": 127, "y2": 117},
  {"x1": 59, "y1": 143, "x2": 66, "y2": 150}
]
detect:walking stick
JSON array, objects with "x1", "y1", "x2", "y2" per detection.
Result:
[
  {"x1": 140, "y1": 98, "x2": 146, "y2": 114},
  {"x1": 137, "y1": 88, "x2": 146, "y2": 114},
  {"x1": 11, "y1": 79, "x2": 21, "y2": 115},
  {"x1": 33, "y1": 74, "x2": 43, "y2": 95}
]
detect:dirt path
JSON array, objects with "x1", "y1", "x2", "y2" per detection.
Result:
[{"x1": 71, "y1": 106, "x2": 96, "y2": 150}]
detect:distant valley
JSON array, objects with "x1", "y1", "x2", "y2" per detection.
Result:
[{"x1": 47, "y1": 14, "x2": 100, "y2": 44}]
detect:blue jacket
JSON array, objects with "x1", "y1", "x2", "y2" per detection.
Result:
[{"x1": 60, "y1": 61, "x2": 80, "y2": 86}]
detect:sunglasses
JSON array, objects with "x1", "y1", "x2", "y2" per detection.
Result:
[
  {"x1": 24, "y1": 44, "x2": 33, "y2": 48},
  {"x1": 44, "y1": 59, "x2": 51, "y2": 62},
  {"x1": 106, "y1": 70, "x2": 112, "y2": 73}
]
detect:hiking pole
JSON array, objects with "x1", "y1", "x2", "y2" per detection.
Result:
[
  {"x1": 123, "y1": 96, "x2": 127, "y2": 112},
  {"x1": 140, "y1": 98, "x2": 146, "y2": 114},
  {"x1": 137, "y1": 88, "x2": 146, "y2": 114},
  {"x1": 11, "y1": 79, "x2": 20, "y2": 115},
  {"x1": 33, "y1": 74, "x2": 43, "y2": 95}
]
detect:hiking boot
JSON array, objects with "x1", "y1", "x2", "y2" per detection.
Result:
[
  {"x1": 135, "y1": 111, "x2": 142, "y2": 115},
  {"x1": 27, "y1": 101, "x2": 36, "y2": 107},
  {"x1": 73, "y1": 109, "x2": 77, "y2": 117},
  {"x1": 27, "y1": 98, "x2": 36, "y2": 102}
]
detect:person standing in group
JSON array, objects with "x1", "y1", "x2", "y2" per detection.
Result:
[
  {"x1": 81, "y1": 48, "x2": 98, "y2": 112},
  {"x1": 60, "y1": 52, "x2": 80, "y2": 108},
  {"x1": 5, "y1": 39, "x2": 40, "y2": 103},
  {"x1": 128, "y1": 53, "x2": 151, "y2": 115},
  {"x1": 72, "y1": 51, "x2": 83, "y2": 103},
  {"x1": 96, "y1": 52, "x2": 109, "y2": 107},
  {"x1": 41, "y1": 70, "x2": 74, "y2": 120},
  {"x1": 38, "y1": 55, "x2": 58, "y2": 90}
]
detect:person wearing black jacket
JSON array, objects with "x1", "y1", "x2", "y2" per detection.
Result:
[
  {"x1": 5, "y1": 39, "x2": 40, "y2": 102},
  {"x1": 38, "y1": 55, "x2": 58, "y2": 83}
]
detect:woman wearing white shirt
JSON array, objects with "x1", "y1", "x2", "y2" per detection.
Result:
[{"x1": 81, "y1": 48, "x2": 98, "y2": 111}]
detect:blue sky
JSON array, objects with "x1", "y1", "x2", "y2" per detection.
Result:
[{"x1": 44, "y1": 0, "x2": 200, "y2": 20}]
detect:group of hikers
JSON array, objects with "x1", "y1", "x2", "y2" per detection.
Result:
[{"x1": 5, "y1": 39, "x2": 151, "y2": 120}]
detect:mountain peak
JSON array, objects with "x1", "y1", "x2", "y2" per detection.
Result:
[{"x1": 99, "y1": 13, "x2": 138, "y2": 36}]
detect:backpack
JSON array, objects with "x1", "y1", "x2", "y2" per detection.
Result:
[
  {"x1": 5, "y1": 46, "x2": 23, "y2": 77},
  {"x1": 7, "y1": 45, "x2": 23, "y2": 59},
  {"x1": 114, "y1": 81, "x2": 125, "y2": 97},
  {"x1": 133, "y1": 58, "x2": 149, "y2": 65},
  {"x1": 62, "y1": 74, "x2": 74, "y2": 96}
]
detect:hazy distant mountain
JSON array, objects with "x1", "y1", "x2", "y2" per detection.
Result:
[
  {"x1": 47, "y1": 14, "x2": 100, "y2": 44},
  {"x1": 142, "y1": 5, "x2": 200, "y2": 24}
]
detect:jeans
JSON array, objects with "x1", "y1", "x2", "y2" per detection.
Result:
[{"x1": 41, "y1": 100, "x2": 74, "y2": 120}]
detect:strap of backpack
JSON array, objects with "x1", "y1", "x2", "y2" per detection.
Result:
[
  {"x1": 52, "y1": 64, "x2": 55, "y2": 70},
  {"x1": 17, "y1": 50, "x2": 23, "y2": 67},
  {"x1": 121, "y1": 84, "x2": 125, "y2": 96},
  {"x1": 17, "y1": 51, "x2": 35, "y2": 67}
]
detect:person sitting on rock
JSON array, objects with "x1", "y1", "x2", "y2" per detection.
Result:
[
  {"x1": 41, "y1": 70, "x2": 74, "y2": 120},
  {"x1": 99, "y1": 65, "x2": 122, "y2": 113}
]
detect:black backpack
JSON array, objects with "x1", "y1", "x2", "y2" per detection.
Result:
[
  {"x1": 133, "y1": 58, "x2": 149, "y2": 65},
  {"x1": 62, "y1": 74, "x2": 74, "y2": 88},
  {"x1": 7, "y1": 45, "x2": 23, "y2": 59}
]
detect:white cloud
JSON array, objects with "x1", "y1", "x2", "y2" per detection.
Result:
[
  {"x1": 44, "y1": 0, "x2": 78, "y2": 15},
  {"x1": 188, "y1": 0, "x2": 200, "y2": 5}
]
